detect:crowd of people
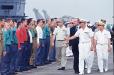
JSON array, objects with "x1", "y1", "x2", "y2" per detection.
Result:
[{"x1": 0, "y1": 17, "x2": 113, "y2": 75}]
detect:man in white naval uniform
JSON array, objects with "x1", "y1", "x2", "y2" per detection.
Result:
[
  {"x1": 67, "y1": 19, "x2": 94, "y2": 74},
  {"x1": 94, "y1": 21, "x2": 111, "y2": 73}
]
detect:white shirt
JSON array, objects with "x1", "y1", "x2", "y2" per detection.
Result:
[
  {"x1": 94, "y1": 29, "x2": 111, "y2": 44},
  {"x1": 28, "y1": 30, "x2": 33, "y2": 43},
  {"x1": 74, "y1": 26, "x2": 94, "y2": 43},
  {"x1": 53, "y1": 26, "x2": 67, "y2": 41},
  {"x1": 66, "y1": 27, "x2": 70, "y2": 36},
  {"x1": 36, "y1": 26, "x2": 43, "y2": 44}
]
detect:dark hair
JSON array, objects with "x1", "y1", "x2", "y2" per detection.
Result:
[
  {"x1": 51, "y1": 18, "x2": 55, "y2": 22},
  {"x1": 17, "y1": 21, "x2": 22, "y2": 28},
  {"x1": 21, "y1": 18, "x2": 26, "y2": 23},
  {"x1": 37, "y1": 19, "x2": 45, "y2": 24},
  {"x1": 53, "y1": 18, "x2": 57, "y2": 20},
  {"x1": 27, "y1": 18, "x2": 33, "y2": 25}
]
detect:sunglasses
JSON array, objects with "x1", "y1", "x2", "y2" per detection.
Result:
[
  {"x1": 98, "y1": 25, "x2": 104, "y2": 26},
  {"x1": 57, "y1": 21, "x2": 62, "y2": 23},
  {"x1": 79, "y1": 22, "x2": 85, "y2": 23},
  {"x1": 70, "y1": 22, "x2": 74, "y2": 24}
]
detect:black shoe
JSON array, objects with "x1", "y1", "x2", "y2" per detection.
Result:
[
  {"x1": 44, "y1": 61, "x2": 51, "y2": 65},
  {"x1": 49, "y1": 60, "x2": 56, "y2": 62},
  {"x1": 57, "y1": 67, "x2": 65, "y2": 70},
  {"x1": 36, "y1": 63, "x2": 44, "y2": 66},
  {"x1": 9, "y1": 72, "x2": 17, "y2": 75},
  {"x1": 15, "y1": 68, "x2": 23, "y2": 72},
  {"x1": 29, "y1": 65, "x2": 37, "y2": 69},
  {"x1": 75, "y1": 71, "x2": 79, "y2": 74}
]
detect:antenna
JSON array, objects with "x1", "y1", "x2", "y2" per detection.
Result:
[
  {"x1": 33, "y1": 8, "x2": 44, "y2": 20},
  {"x1": 42, "y1": 9, "x2": 50, "y2": 20}
]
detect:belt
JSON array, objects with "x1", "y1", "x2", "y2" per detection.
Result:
[
  {"x1": 20, "y1": 43, "x2": 24, "y2": 44},
  {"x1": 80, "y1": 42, "x2": 90, "y2": 44},
  {"x1": 97, "y1": 43, "x2": 108, "y2": 45},
  {"x1": 39, "y1": 39, "x2": 45, "y2": 40},
  {"x1": 57, "y1": 40, "x2": 64, "y2": 41}
]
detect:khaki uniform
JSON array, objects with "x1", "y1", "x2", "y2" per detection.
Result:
[
  {"x1": 53, "y1": 26, "x2": 68, "y2": 67},
  {"x1": 0, "y1": 28, "x2": 3, "y2": 60},
  {"x1": 0, "y1": 28, "x2": 3, "y2": 64},
  {"x1": 30, "y1": 37, "x2": 37, "y2": 65}
]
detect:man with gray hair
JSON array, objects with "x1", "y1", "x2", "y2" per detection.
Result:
[{"x1": 52, "y1": 18, "x2": 68, "y2": 70}]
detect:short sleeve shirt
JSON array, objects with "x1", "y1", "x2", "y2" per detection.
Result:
[{"x1": 74, "y1": 26, "x2": 94, "y2": 43}]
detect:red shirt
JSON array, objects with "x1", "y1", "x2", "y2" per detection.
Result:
[
  {"x1": 21, "y1": 27, "x2": 28, "y2": 42},
  {"x1": 16, "y1": 28, "x2": 24, "y2": 48}
]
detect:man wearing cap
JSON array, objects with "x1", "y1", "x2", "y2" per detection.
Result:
[
  {"x1": 67, "y1": 19, "x2": 94, "y2": 74},
  {"x1": 52, "y1": 18, "x2": 68, "y2": 70},
  {"x1": 94, "y1": 21, "x2": 111, "y2": 73}
]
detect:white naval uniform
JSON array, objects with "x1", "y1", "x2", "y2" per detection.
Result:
[
  {"x1": 74, "y1": 26, "x2": 94, "y2": 74},
  {"x1": 94, "y1": 29, "x2": 111, "y2": 72}
]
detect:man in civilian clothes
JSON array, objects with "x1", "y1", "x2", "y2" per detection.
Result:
[
  {"x1": 112, "y1": 25, "x2": 114, "y2": 62},
  {"x1": 68, "y1": 18, "x2": 80, "y2": 74}
]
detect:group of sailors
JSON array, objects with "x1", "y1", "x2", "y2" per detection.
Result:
[{"x1": 0, "y1": 18, "x2": 113, "y2": 75}]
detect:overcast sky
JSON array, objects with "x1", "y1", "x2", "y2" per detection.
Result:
[{"x1": 25, "y1": 0, "x2": 113, "y2": 24}]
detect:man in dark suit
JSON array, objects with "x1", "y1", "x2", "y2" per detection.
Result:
[
  {"x1": 111, "y1": 25, "x2": 114, "y2": 62},
  {"x1": 69, "y1": 18, "x2": 80, "y2": 74}
]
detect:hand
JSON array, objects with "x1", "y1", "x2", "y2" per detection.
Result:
[
  {"x1": 65, "y1": 37, "x2": 69, "y2": 42},
  {"x1": 0, "y1": 51, "x2": 2, "y2": 56},
  {"x1": 64, "y1": 37, "x2": 67, "y2": 40},
  {"x1": 51, "y1": 42, "x2": 54, "y2": 47},
  {"x1": 93, "y1": 47, "x2": 96, "y2": 53},
  {"x1": 108, "y1": 46, "x2": 111, "y2": 52},
  {"x1": 3, "y1": 51, "x2": 7, "y2": 56},
  {"x1": 18, "y1": 48, "x2": 21, "y2": 51},
  {"x1": 90, "y1": 46, "x2": 93, "y2": 51},
  {"x1": 37, "y1": 43, "x2": 40, "y2": 48}
]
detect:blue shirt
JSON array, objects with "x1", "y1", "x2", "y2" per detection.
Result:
[
  {"x1": 43, "y1": 24, "x2": 50, "y2": 39},
  {"x1": 10, "y1": 27, "x2": 18, "y2": 44},
  {"x1": 3, "y1": 28, "x2": 12, "y2": 50},
  {"x1": 30, "y1": 28, "x2": 37, "y2": 38}
]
